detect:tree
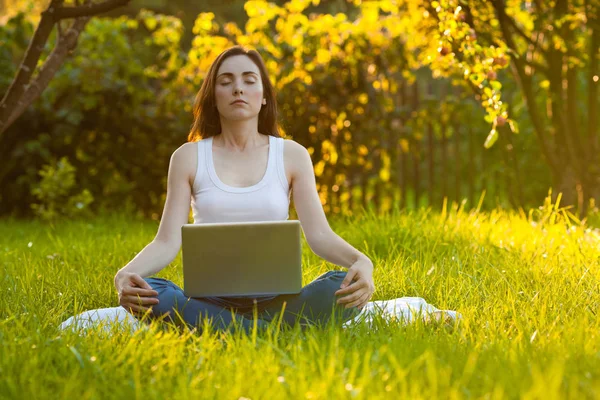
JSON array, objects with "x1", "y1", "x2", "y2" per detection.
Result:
[
  {"x1": 185, "y1": 0, "x2": 599, "y2": 214},
  {"x1": 0, "y1": 0, "x2": 131, "y2": 136},
  {"x1": 412, "y1": 0, "x2": 599, "y2": 214}
]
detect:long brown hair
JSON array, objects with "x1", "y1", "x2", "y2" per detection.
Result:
[{"x1": 187, "y1": 46, "x2": 280, "y2": 142}]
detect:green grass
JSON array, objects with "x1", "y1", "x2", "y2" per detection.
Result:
[{"x1": 2, "y1": 200, "x2": 600, "y2": 399}]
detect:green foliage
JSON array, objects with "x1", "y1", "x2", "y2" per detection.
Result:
[
  {"x1": 1, "y1": 9, "x2": 191, "y2": 217},
  {"x1": 30, "y1": 157, "x2": 94, "y2": 220},
  {"x1": 0, "y1": 1, "x2": 561, "y2": 217},
  {"x1": 0, "y1": 11, "x2": 34, "y2": 89}
]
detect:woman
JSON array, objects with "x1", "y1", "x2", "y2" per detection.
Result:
[{"x1": 113, "y1": 46, "x2": 376, "y2": 335}]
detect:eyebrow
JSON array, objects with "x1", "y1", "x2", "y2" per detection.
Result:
[{"x1": 217, "y1": 71, "x2": 259, "y2": 79}]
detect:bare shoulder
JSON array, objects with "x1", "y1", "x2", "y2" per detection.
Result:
[
  {"x1": 282, "y1": 138, "x2": 312, "y2": 184},
  {"x1": 283, "y1": 138, "x2": 309, "y2": 158},
  {"x1": 171, "y1": 141, "x2": 198, "y2": 185}
]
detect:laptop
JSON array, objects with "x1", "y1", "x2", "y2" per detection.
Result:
[{"x1": 181, "y1": 220, "x2": 303, "y2": 297}]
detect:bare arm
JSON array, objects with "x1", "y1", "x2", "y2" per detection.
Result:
[
  {"x1": 115, "y1": 142, "x2": 196, "y2": 280},
  {"x1": 286, "y1": 140, "x2": 375, "y2": 310},
  {"x1": 287, "y1": 141, "x2": 372, "y2": 269}
]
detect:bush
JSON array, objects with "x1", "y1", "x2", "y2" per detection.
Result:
[{"x1": 30, "y1": 157, "x2": 94, "y2": 220}]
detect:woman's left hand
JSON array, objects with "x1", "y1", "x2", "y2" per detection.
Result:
[{"x1": 334, "y1": 257, "x2": 375, "y2": 310}]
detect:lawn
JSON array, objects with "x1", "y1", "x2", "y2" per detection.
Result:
[{"x1": 1, "y1": 200, "x2": 599, "y2": 399}]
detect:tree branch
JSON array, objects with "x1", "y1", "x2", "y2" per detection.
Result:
[
  {"x1": 524, "y1": 30, "x2": 548, "y2": 74},
  {"x1": 503, "y1": 9, "x2": 546, "y2": 54},
  {"x1": 561, "y1": 2, "x2": 586, "y2": 168},
  {"x1": 0, "y1": 0, "x2": 64, "y2": 134},
  {"x1": 0, "y1": 0, "x2": 131, "y2": 135},
  {"x1": 4, "y1": 17, "x2": 91, "y2": 129},
  {"x1": 542, "y1": 0, "x2": 587, "y2": 183},
  {"x1": 54, "y1": 0, "x2": 130, "y2": 20},
  {"x1": 490, "y1": 0, "x2": 560, "y2": 176},
  {"x1": 587, "y1": 2, "x2": 599, "y2": 157},
  {"x1": 464, "y1": 2, "x2": 549, "y2": 74},
  {"x1": 532, "y1": 0, "x2": 545, "y2": 14}
]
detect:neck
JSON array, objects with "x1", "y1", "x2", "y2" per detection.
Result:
[{"x1": 216, "y1": 118, "x2": 264, "y2": 151}]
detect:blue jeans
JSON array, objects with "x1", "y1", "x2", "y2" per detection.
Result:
[{"x1": 140, "y1": 270, "x2": 361, "y2": 335}]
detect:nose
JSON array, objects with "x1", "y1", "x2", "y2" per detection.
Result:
[{"x1": 233, "y1": 86, "x2": 243, "y2": 95}]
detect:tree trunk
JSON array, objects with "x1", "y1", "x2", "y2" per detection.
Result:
[{"x1": 0, "y1": 0, "x2": 130, "y2": 135}]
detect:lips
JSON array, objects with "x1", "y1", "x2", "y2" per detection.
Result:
[{"x1": 231, "y1": 100, "x2": 247, "y2": 105}]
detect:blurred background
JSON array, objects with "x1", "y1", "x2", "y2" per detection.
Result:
[{"x1": 1, "y1": 0, "x2": 598, "y2": 221}]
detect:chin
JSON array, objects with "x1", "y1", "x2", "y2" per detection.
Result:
[{"x1": 222, "y1": 111, "x2": 259, "y2": 121}]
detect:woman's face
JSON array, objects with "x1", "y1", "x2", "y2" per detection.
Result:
[{"x1": 214, "y1": 55, "x2": 265, "y2": 122}]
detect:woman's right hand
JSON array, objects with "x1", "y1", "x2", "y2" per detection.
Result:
[{"x1": 115, "y1": 271, "x2": 159, "y2": 316}]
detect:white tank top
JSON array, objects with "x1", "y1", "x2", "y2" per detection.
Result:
[{"x1": 190, "y1": 135, "x2": 291, "y2": 224}]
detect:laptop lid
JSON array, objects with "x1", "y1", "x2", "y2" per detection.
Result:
[{"x1": 181, "y1": 220, "x2": 303, "y2": 297}]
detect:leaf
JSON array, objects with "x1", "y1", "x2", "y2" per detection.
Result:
[
  {"x1": 484, "y1": 128, "x2": 498, "y2": 148},
  {"x1": 379, "y1": 168, "x2": 390, "y2": 182},
  {"x1": 508, "y1": 119, "x2": 520, "y2": 134},
  {"x1": 314, "y1": 160, "x2": 325, "y2": 177},
  {"x1": 316, "y1": 49, "x2": 331, "y2": 64},
  {"x1": 399, "y1": 138, "x2": 409, "y2": 153},
  {"x1": 144, "y1": 16, "x2": 157, "y2": 31}
]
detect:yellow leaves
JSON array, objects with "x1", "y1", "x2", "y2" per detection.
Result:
[
  {"x1": 244, "y1": 1, "x2": 282, "y2": 32},
  {"x1": 506, "y1": 0, "x2": 535, "y2": 31},
  {"x1": 192, "y1": 13, "x2": 217, "y2": 35},
  {"x1": 379, "y1": 150, "x2": 392, "y2": 182},
  {"x1": 360, "y1": 2, "x2": 380, "y2": 25},
  {"x1": 286, "y1": 0, "x2": 313, "y2": 14},
  {"x1": 484, "y1": 128, "x2": 498, "y2": 149},
  {"x1": 322, "y1": 139, "x2": 338, "y2": 165},
  {"x1": 552, "y1": 34, "x2": 567, "y2": 52},
  {"x1": 399, "y1": 139, "x2": 409, "y2": 153},
  {"x1": 223, "y1": 22, "x2": 242, "y2": 37},
  {"x1": 245, "y1": 20, "x2": 259, "y2": 34},
  {"x1": 314, "y1": 160, "x2": 325, "y2": 177},
  {"x1": 380, "y1": 78, "x2": 389, "y2": 91},
  {"x1": 380, "y1": 1, "x2": 398, "y2": 14},
  {"x1": 379, "y1": 168, "x2": 391, "y2": 182},
  {"x1": 266, "y1": 59, "x2": 278, "y2": 75},
  {"x1": 318, "y1": 187, "x2": 328, "y2": 205},
  {"x1": 316, "y1": 49, "x2": 331, "y2": 64},
  {"x1": 335, "y1": 112, "x2": 348, "y2": 131},
  {"x1": 357, "y1": 145, "x2": 368, "y2": 156},
  {"x1": 358, "y1": 93, "x2": 369, "y2": 105},
  {"x1": 508, "y1": 119, "x2": 520, "y2": 134},
  {"x1": 244, "y1": 1, "x2": 276, "y2": 17},
  {"x1": 244, "y1": 0, "x2": 261, "y2": 17},
  {"x1": 187, "y1": 35, "x2": 232, "y2": 77},
  {"x1": 144, "y1": 16, "x2": 157, "y2": 30},
  {"x1": 125, "y1": 19, "x2": 139, "y2": 29}
]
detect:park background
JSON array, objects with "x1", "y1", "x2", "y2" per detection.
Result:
[
  {"x1": 2, "y1": 0, "x2": 599, "y2": 222},
  {"x1": 2, "y1": 1, "x2": 600, "y2": 399}
]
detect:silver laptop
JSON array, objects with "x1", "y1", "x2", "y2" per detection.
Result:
[{"x1": 181, "y1": 220, "x2": 303, "y2": 297}]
